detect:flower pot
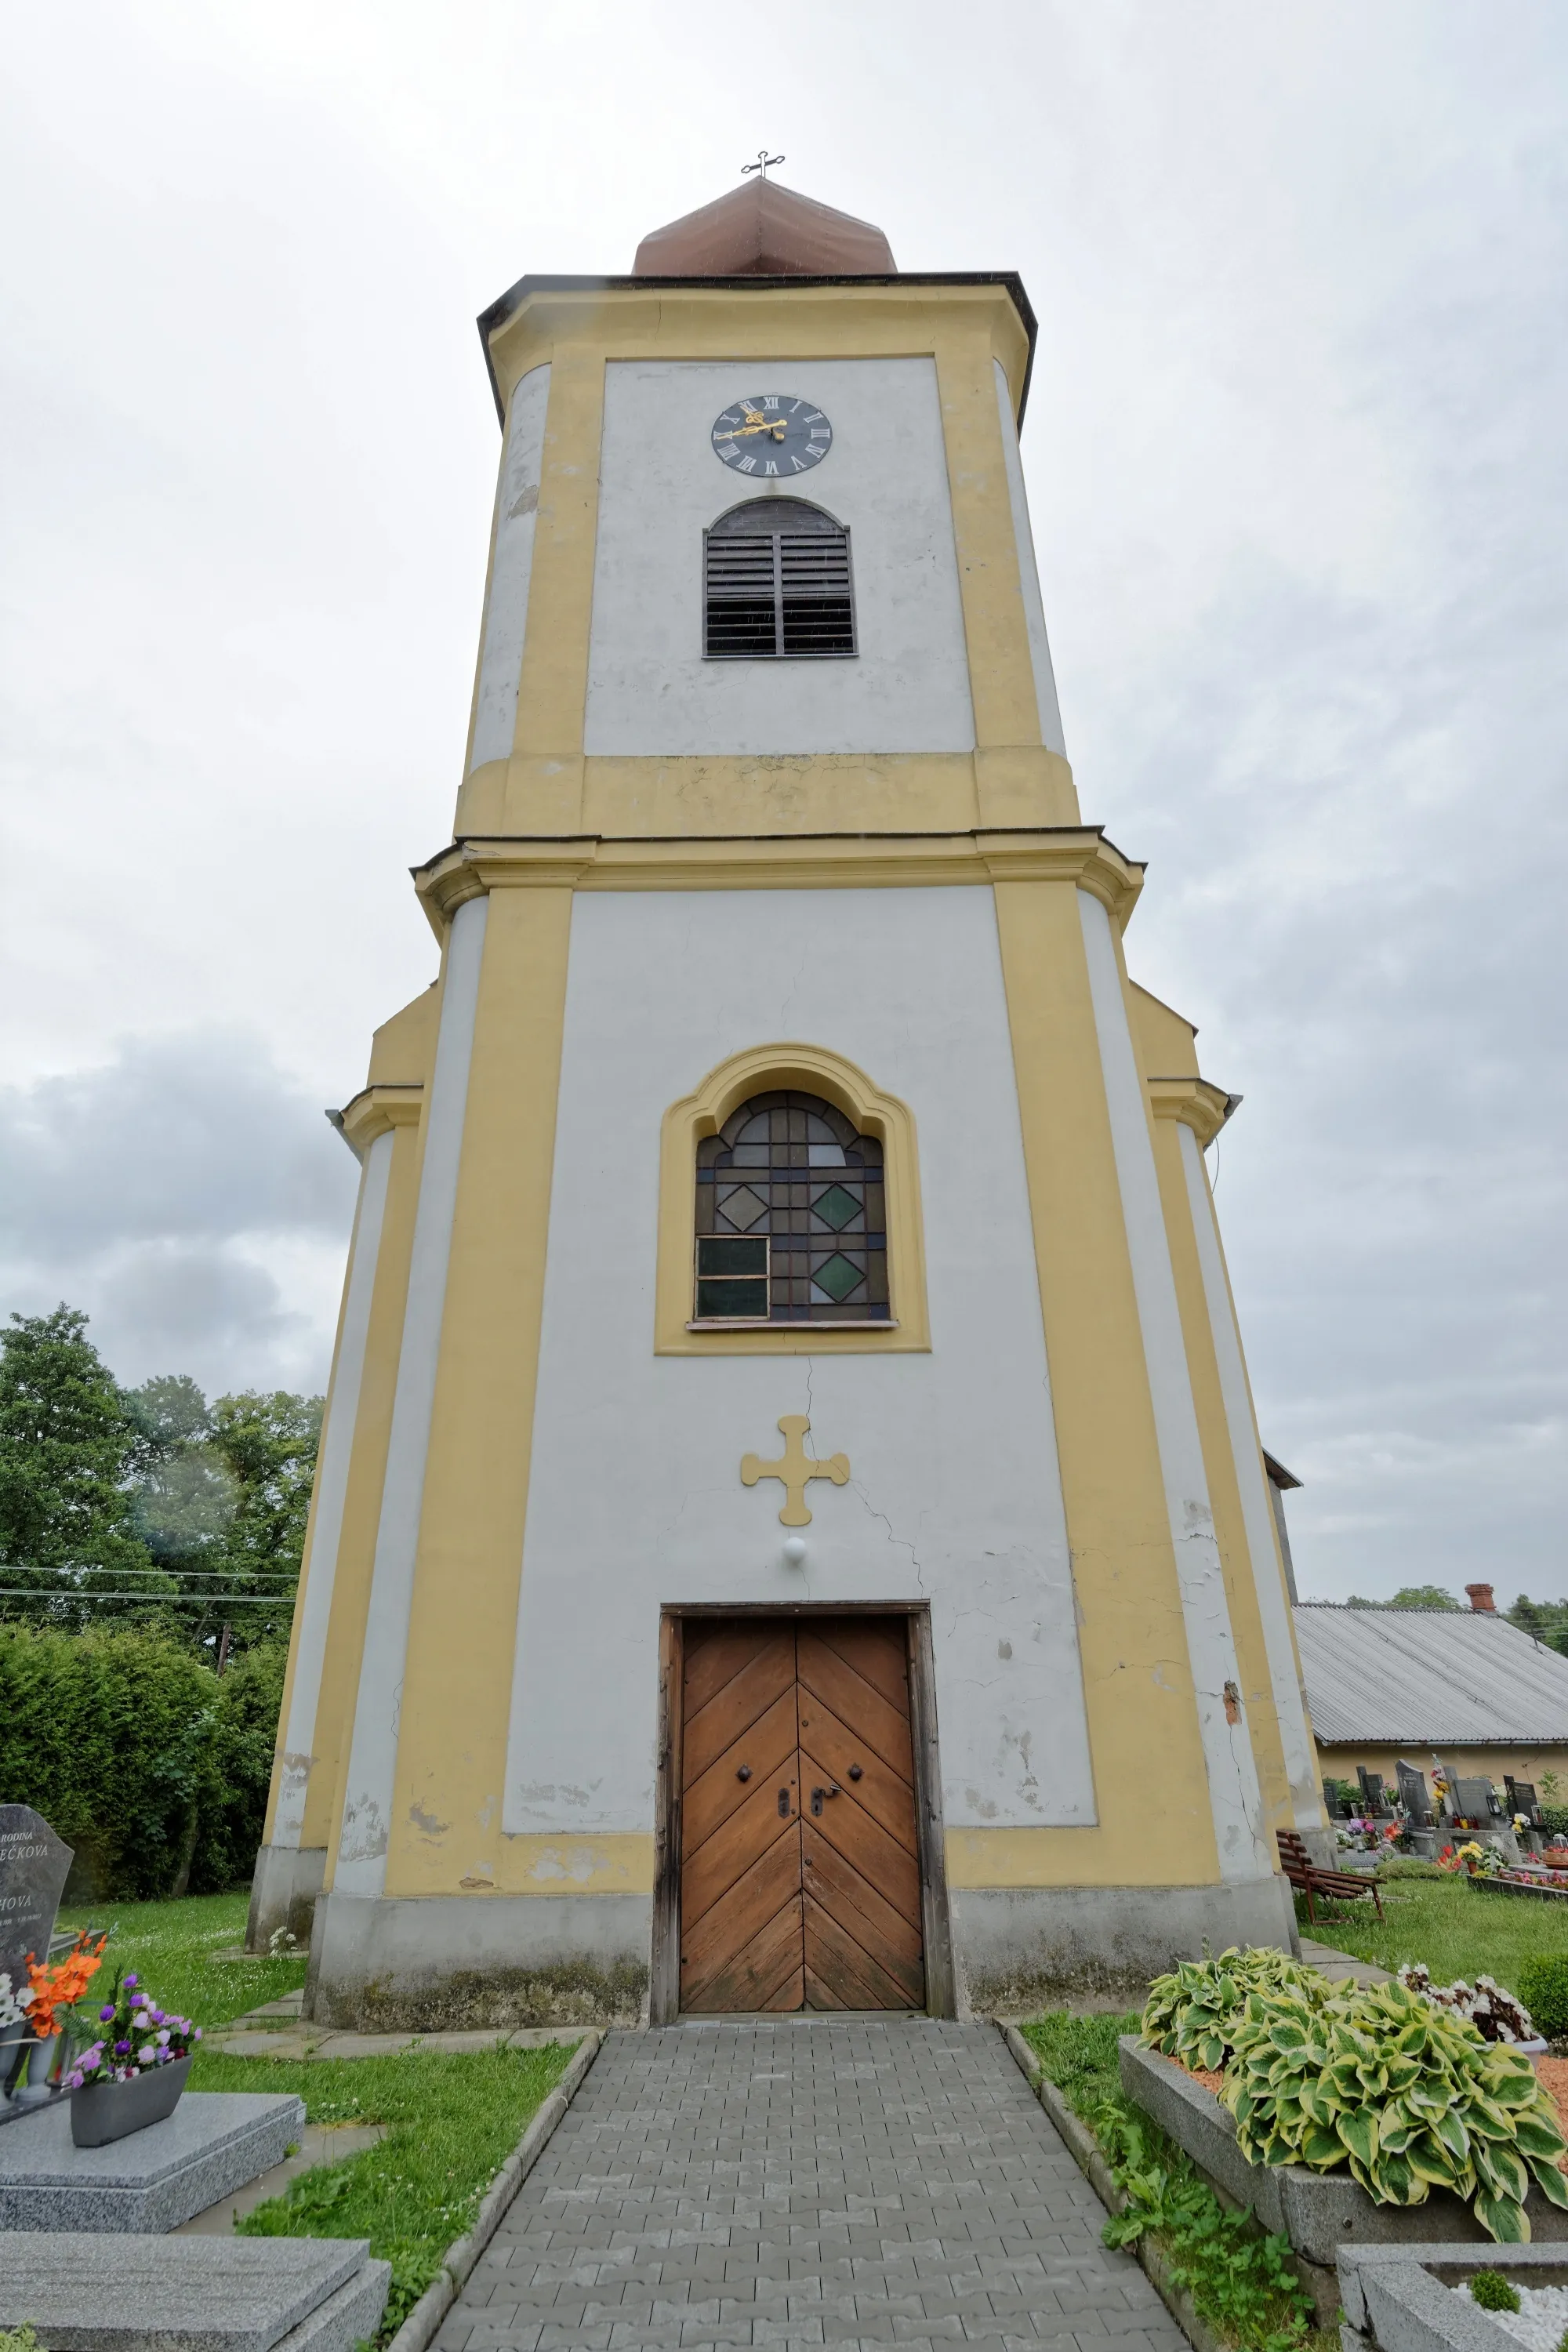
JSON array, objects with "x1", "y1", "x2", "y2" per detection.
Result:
[
  {"x1": 71, "y1": 2053, "x2": 191, "y2": 2147},
  {"x1": 0, "y1": 2019, "x2": 31, "y2": 2105},
  {"x1": 5, "y1": 2034, "x2": 59, "y2": 2107}
]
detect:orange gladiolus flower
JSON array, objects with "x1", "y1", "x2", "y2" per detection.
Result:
[{"x1": 25, "y1": 1929, "x2": 108, "y2": 2040}]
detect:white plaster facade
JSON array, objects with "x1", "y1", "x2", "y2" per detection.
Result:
[
  {"x1": 1078, "y1": 895, "x2": 1272, "y2": 1883},
  {"x1": 583, "y1": 358, "x2": 976, "y2": 757},
  {"x1": 993, "y1": 359, "x2": 1066, "y2": 758},
  {"x1": 1178, "y1": 1120, "x2": 1323, "y2": 1828},
  {"x1": 469, "y1": 364, "x2": 550, "y2": 772},
  {"x1": 336, "y1": 898, "x2": 488, "y2": 1896},
  {"x1": 273, "y1": 1127, "x2": 393, "y2": 1846},
  {"x1": 500, "y1": 884, "x2": 1095, "y2": 1863}
]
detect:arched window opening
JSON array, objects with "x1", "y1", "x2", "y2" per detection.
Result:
[
  {"x1": 695, "y1": 1091, "x2": 887, "y2": 1323},
  {"x1": 703, "y1": 499, "x2": 856, "y2": 661}
]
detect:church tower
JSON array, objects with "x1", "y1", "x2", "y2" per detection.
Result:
[{"x1": 252, "y1": 177, "x2": 1327, "y2": 2024}]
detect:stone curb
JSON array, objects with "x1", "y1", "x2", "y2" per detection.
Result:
[
  {"x1": 996, "y1": 2021, "x2": 1227, "y2": 2352},
  {"x1": 383, "y1": 2028, "x2": 602, "y2": 2352}
]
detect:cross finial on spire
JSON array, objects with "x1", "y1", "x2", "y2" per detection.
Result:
[{"x1": 742, "y1": 150, "x2": 785, "y2": 181}]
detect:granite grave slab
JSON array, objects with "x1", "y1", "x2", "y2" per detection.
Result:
[
  {"x1": 0, "y1": 2233, "x2": 389, "y2": 2352},
  {"x1": 0, "y1": 2087, "x2": 305, "y2": 2230}
]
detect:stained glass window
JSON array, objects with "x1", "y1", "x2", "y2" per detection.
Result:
[{"x1": 694, "y1": 1091, "x2": 888, "y2": 1323}]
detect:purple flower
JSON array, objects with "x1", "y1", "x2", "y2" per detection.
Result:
[
  {"x1": 98, "y1": 2004, "x2": 114, "y2": 2022},
  {"x1": 193, "y1": 2027, "x2": 202, "y2": 2041},
  {"x1": 151, "y1": 2009, "x2": 165, "y2": 2025},
  {"x1": 122, "y1": 1974, "x2": 137, "y2": 1990},
  {"x1": 114, "y1": 2040, "x2": 131, "y2": 2056}
]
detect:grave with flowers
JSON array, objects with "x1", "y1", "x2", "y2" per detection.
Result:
[
  {"x1": 0, "y1": 1801, "x2": 303, "y2": 2233},
  {"x1": 0, "y1": 1810, "x2": 387, "y2": 2350}
]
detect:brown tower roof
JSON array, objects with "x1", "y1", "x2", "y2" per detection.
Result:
[{"x1": 633, "y1": 178, "x2": 896, "y2": 278}]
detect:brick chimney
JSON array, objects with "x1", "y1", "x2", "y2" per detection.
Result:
[{"x1": 1465, "y1": 1583, "x2": 1497, "y2": 1613}]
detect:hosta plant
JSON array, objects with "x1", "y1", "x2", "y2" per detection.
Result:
[
  {"x1": 1221, "y1": 1976, "x2": 1568, "y2": 2243},
  {"x1": 1142, "y1": 1947, "x2": 1331, "y2": 2075}
]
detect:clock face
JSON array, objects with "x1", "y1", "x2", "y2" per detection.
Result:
[{"x1": 711, "y1": 394, "x2": 833, "y2": 479}]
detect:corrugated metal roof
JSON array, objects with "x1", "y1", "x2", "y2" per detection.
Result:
[{"x1": 1294, "y1": 1605, "x2": 1568, "y2": 1746}]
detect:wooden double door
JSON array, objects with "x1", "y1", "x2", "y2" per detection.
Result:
[{"x1": 678, "y1": 1614, "x2": 925, "y2": 2013}]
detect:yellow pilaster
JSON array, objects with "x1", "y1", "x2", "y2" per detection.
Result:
[
  {"x1": 935, "y1": 328, "x2": 1079, "y2": 829},
  {"x1": 990, "y1": 877, "x2": 1220, "y2": 1886},
  {"x1": 387, "y1": 884, "x2": 575, "y2": 1894}
]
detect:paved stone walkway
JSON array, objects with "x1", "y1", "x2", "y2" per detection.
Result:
[{"x1": 435, "y1": 2016, "x2": 1188, "y2": 2352}]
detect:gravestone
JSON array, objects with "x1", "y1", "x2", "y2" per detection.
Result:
[
  {"x1": 1505, "y1": 1776, "x2": 1542, "y2": 1827},
  {"x1": 0, "y1": 1805, "x2": 74, "y2": 1994},
  {"x1": 1452, "y1": 1775, "x2": 1501, "y2": 1826},
  {"x1": 1396, "y1": 1759, "x2": 1433, "y2": 1826},
  {"x1": 1356, "y1": 1767, "x2": 1388, "y2": 1816}
]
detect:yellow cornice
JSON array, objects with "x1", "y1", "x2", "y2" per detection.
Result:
[
  {"x1": 337, "y1": 1083, "x2": 424, "y2": 1156},
  {"x1": 458, "y1": 745, "x2": 1081, "y2": 839},
  {"x1": 1147, "y1": 1076, "x2": 1240, "y2": 1148},
  {"x1": 412, "y1": 828, "x2": 1144, "y2": 941},
  {"x1": 485, "y1": 279, "x2": 1033, "y2": 424}
]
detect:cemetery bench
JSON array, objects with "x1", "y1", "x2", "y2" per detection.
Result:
[{"x1": 1277, "y1": 1828, "x2": 1384, "y2": 1926}]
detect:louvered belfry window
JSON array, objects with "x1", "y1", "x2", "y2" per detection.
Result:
[{"x1": 703, "y1": 498, "x2": 856, "y2": 660}]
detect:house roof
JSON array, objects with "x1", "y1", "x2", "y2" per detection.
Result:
[{"x1": 1294, "y1": 1603, "x2": 1568, "y2": 1747}]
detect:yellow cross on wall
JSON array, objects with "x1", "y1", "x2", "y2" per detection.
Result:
[{"x1": 740, "y1": 1416, "x2": 850, "y2": 1527}]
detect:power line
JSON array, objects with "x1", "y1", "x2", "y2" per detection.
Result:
[
  {"x1": 0, "y1": 1588, "x2": 296, "y2": 1606},
  {"x1": 97, "y1": 1566, "x2": 299, "y2": 1581},
  {"x1": 1, "y1": 1566, "x2": 297, "y2": 1582}
]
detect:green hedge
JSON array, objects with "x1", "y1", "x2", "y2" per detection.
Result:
[{"x1": 0, "y1": 1623, "x2": 285, "y2": 1900}]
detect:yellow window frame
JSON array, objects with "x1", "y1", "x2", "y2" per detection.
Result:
[{"x1": 655, "y1": 1042, "x2": 931, "y2": 1356}]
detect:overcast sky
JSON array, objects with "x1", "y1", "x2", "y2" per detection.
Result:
[{"x1": 2, "y1": 2, "x2": 1563, "y2": 1605}]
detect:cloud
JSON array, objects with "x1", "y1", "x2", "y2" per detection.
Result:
[
  {"x1": 0, "y1": 1, "x2": 1564, "y2": 1598},
  {"x1": 0, "y1": 1033, "x2": 358, "y2": 1394}
]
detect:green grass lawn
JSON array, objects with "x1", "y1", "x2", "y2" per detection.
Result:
[
  {"x1": 50, "y1": 1892, "x2": 577, "y2": 2344},
  {"x1": 1019, "y1": 2006, "x2": 1139, "y2": 2118},
  {"x1": 1299, "y1": 1871, "x2": 1568, "y2": 1991},
  {"x1": 57, "y1": 1891, "x2": 307, "y2": 2030},
  {"x1": 203, "y1": 2043, "x2": 574, "y2": 2339}
]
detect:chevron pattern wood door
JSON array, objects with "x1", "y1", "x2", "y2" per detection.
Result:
[{"x1": 678, "y1": 1616, "x2": 924, "y2": 2013}]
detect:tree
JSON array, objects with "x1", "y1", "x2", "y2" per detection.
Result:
[
  {"x1": 1345, "y1": 1585, "x2": 1460, "y2": 1610},
  {"x1": 1507, "y1": 1595, "x2": 1568, "y2": 1648},
  {"x1": 205, "y1": 1389, "x2": 323, "y2": 1647},
  {"x1": 0, "y1": 1308, "x2": 173, "y2": 1624},
  {"x1": 125, "y1": 1377, "x2": 237, "y2": 1565}
]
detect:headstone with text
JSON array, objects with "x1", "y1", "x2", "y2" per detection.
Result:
[
  {"x1": 0, "y1": 1805, "x2": 74, "y2": 1998},
  {"x1": 1357, "y1": 1767, "x2": 1388, "y2": 1816},
  {"x1": 1505, "y1": 1777, "x2": 1541, "y2": 1827}
]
